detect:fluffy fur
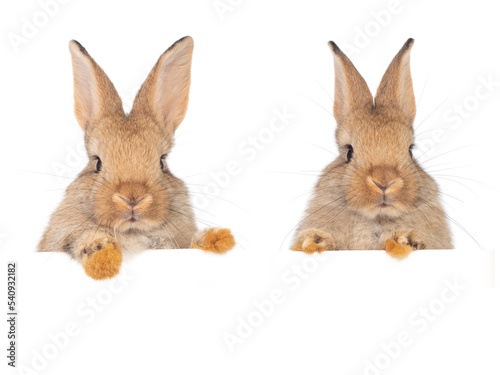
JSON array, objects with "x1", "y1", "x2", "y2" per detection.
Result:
[
  {"x1": 82, "y1": 242, "x2": 122, "y2": 280},
  {"x1": 38, "y1": 37, "x2": 235, "y2": 277},
  {"x1": 191, "y1": 228, "x2": 236, "y2": 254},
  {"x1": 385, "y1": 239, "x2": 412, "y2": 259},
  {"x1": 292, "y1": 39, "x2": 452, "y2": 257}
]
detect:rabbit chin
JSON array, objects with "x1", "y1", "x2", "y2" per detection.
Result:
[{"x1": 356, "y1": 201, "x2": 408, "y2": 220}]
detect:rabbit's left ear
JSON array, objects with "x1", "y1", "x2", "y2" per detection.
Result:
[
  {"x1": 132, "y1": 36, "x2": 193, "y2": 136},
  {"x1": 375, "y1": 38, "x2": 416, "y2": 124}
]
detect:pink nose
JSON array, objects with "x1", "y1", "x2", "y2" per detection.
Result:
[
  {"x1": 118, "y1": 196, "x2": 145, "y2": 209},
  {"x1": 371, "y1": 179, "x2": 395, "y2": 193}
]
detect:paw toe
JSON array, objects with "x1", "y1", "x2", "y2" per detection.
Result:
[
  {"x1": 304, "y1": 243, "x2": 325, "y2": 253},
  {"x1": 291, "y1": 242, "x2": 325, "y2": 253}
]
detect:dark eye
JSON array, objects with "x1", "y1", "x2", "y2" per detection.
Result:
[
  {"x1": 160, "y1": 155, "x2": 167, "y2": 173},
  {"x1": 94, "y1": 157, "x2": 102, "y2": 173},
  {"x1": 345, "y1": 144, "x2": 353, "y2": 163},
  {"x1": 409, "y1": 144, "x2": 414, "y2": 158}
]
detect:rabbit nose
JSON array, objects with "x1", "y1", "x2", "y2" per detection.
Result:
[
  {"x1": 370, "y1": 179, "x2": 395, "y2": 193},
  {"x1": 113, "y1": 194, "x2": 152, "y2": 209},
  {"x1": 119, "y1": 196, "x2": 144, "y2": 208}
]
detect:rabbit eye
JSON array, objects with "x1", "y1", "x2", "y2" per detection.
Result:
[
  {"x1": 94, "y1": 157, "x2": 102, "y2": 173},
  {"x1": 409, "y1": 144, "x2": 414, "y2": 158},
  {"x1": 160, "y1": 155, "x2": 168, "y2": 173},
  {"x1": 346, "y1": 144, "x2": 353, "y2": 163}
]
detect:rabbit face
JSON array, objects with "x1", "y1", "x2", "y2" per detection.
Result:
[
  {"x1": 83, "y1": 116, "x2": 175, "y2": 232},
  {"x1": 337, "y1": 111, "x2": 419, "y2": 219}
]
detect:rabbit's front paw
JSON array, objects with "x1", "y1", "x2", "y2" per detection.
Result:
[
  {"x1": 292, "y1": 229, "x2": 335, "y2": 253},
  {"x1": 191, "y1": 228, "x2": 235, "y2": 254},
  {"x1": 385, "y1": 231, "x2": 424, "y2": 259},
  {"x1": 80, "y1": 237, "x2": 122, "y2": 280}
]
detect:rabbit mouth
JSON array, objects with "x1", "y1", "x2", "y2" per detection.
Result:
[
  {"x1": 376, "y1": 195, "x2": 393, "y2": 208},
  {"x1": 123, "y1": 211, "x2": 141, "y2": 224},
  {"x1": 374, "y1": 197, "x2": 402, "y2": 213},
  {"x1": 117, "y1": 213, "x2": 156, "y2": 232}
]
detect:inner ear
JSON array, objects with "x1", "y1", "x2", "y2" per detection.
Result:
[
  {"x1": 328, "y1": 41, "x2": 373, "y2": 125},
  {"x1": 131, "y1": 36, "x2": 194, "y2": 138},
  {"x1": 68, "y1": 40, "x2": 124, "y2": 130}
]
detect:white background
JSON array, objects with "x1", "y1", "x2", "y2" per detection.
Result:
[{"x1": 0, "y1": 0, "x2": 499, "y2": 374}]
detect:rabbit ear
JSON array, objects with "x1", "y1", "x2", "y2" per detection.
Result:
[
  {"x1": 375, "y1": 38, "x2": 415, "y2": 124},
  {"x1": 68, "y1": 40, "x2": 124, "y2": 130},
  {"x1": 328, "y1": 41, "x2": 373, "y2": 125},
  {"x1": 131, "y1": 36, "x2": 193, "y2": 136}
]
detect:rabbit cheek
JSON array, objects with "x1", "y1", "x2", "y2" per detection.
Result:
[
  {"x1": 142, "y1": 188, "x2": 170, "y2": 226},
  {"x1": 345, "y1": 174, "x2": 370, "y2": 210},
  {"x1": 343, "y1": 166, "x2": 379, "y2": 211}
]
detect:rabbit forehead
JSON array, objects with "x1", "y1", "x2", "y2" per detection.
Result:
[
  {"x1": 337, "y1": 112, "x2": 414, "y2": 161},
  {"x1": 85, "y1": 117, "x2": 166, "y2": 164}
]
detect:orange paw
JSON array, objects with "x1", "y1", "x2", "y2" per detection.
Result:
[
  {"x1": 291, "y1": 242, "x2": 326, "y2": 254},
  {"x1": 82, "y1": 242, "x2": 122, "y2": 280},
  {"x1": 385, "y1": 239, "x2": 412, "y2": 259},
  {"x1": 292, "y1": 228, "x2": 335, "y2": 253},
  {"x1": 191, "y1": 228, "x2": 235, "y2": 254}
]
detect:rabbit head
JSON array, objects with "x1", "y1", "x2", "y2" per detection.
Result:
[
  {"x1": 69, "y1": 36, "x2": 194, "y2": 233},
  {"x1": 328, "y1": 38, "x2": 423, "y2": 219}
]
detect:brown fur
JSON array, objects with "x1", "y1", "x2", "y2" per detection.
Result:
[
  {"x1": 293, "y1": 39, "x2": 452, "y2": 256},
  {"x1": 38, "y1": 37, "x2": 235, "y2": 275},
  {"x1": 82, "y1": 242, "x2": 122, "y2": 280},
  {"x1": 385, "y1": 239, "x2": 412, "y2": 259},
  {"x1": 191, "y1": 228, "x2": 236, "y2": 254}
]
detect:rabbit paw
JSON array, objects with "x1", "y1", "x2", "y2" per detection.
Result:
[
  {"x1": 80, "y1": 237, "x2": 122, "y2": 280},
  {"x1": 385, "y1": 239, "x2": 412, "y2": 259},
  {"x1": 385, "y1": 231, "x2": 424, "y2": 259},
  {"x1": 191, "y1": 228, "x2": 235, "y2": 254},
  {"x1": 292, "y1": 229, "x2": 335, "y2": 253}
]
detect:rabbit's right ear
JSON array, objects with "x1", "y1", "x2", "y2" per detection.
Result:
[
  {"x1": 328, "y1": 41, "x2": 373, "y2": 125},
  {"x1": 131, "y1": 36, "x2": 194, "y2": 137},
  {"x1": 375, "y1": 38, "x2": 415, "y2": 124},
  {"x1": 68, "y1": 40, "x2": 124, "y2": 130}
]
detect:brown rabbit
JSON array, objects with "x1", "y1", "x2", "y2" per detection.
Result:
[
  {"x1": 292, "y1": 39, "x2": 452, "y2": 257},
  {"x1": 38, "y1": 36, "x2": 235, "y2": 279}
]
